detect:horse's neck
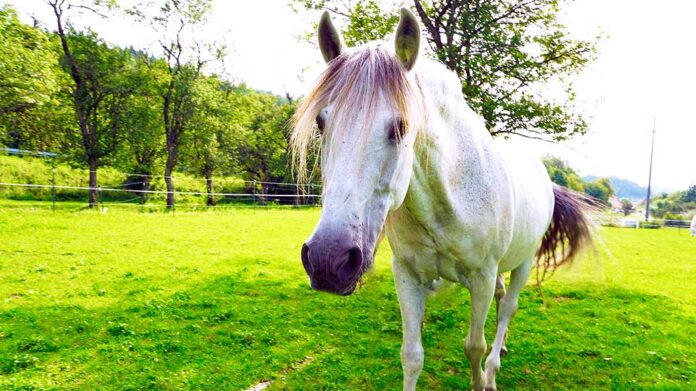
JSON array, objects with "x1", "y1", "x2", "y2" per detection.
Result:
[{"x1": 403, "y1": 66, "x2": 496, "y2": 217}]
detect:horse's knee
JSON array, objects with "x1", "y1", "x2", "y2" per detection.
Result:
[
  {"x1": 499, "y1": 296, "x2": 519, "y2": 317},
  {"x1": 401, "y1": 344, "x2": 424, "y2": 375},
  {"x1": 465, "y1": 336, "x2": 487, "y2": 360}
]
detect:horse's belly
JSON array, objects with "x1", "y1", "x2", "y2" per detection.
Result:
[{"x1": 497, "y1": 151, "x2": 554, "y2": 272}]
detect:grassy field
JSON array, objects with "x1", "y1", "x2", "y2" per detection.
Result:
[{"x1": 0, "y1": 201, "x2": 694, "y2": 390}]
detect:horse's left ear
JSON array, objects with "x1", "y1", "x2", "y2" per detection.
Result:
[{"x1": 394, "y1": 8, "x2": 420, "y2": 71}]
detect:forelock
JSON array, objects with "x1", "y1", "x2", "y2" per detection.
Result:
[{"x1": 291, "y1": 44, "x2": 422, "y2": 183}]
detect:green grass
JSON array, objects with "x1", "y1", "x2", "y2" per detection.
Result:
[{"x1": 0, "y1": 201, "x2": 693, "y2": 390}]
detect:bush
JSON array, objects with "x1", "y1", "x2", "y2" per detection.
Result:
[{"x1": 639, "y1": 221, "x2": 661, "y2": 229}]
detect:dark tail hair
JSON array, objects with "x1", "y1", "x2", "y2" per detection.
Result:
[{"x1": 535, "y1": 184, "x2": 594, "y2": 283}]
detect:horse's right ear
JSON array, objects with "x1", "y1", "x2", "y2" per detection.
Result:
[
  {"x1": 394, "y1": 8, "x2": 420, "y2": 70},
  {"x1": 318, "y1": 11, "x2": 342, "y2": 63}
]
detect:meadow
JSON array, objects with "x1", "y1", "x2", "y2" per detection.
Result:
[{"x1": 0, "y1": 201, "x2": 693, "y2": 390}]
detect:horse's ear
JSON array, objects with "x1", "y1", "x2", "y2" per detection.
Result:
[
  {"x1": 394, "y1": 8, "x2": 420, "y2": 71},
  {"x1": 318, "y1": 11, "x2": 342, "y2": 63}
]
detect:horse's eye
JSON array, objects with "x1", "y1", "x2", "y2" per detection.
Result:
[
  {"x1": 389, "y1": 118, "x2": 406, "y2": 143},
  {"x1": 316, "y1": 114, "x2": 325, "y2": 134}
]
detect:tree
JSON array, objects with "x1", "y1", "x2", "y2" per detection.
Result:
[
  {"x1": 0, "y1": 6, "x2": 59, "y2": 117},
  {"x1": 182, "y1": 76, "x2": 233, "y2": 206},
  {"x1": 584, "y1": 177, "x2": 614, "y2": 204},
  {"x1": 231, "y1": 91, "x2": 295, "y2": 197},
  {"x1": 117, "y1": 53, "x2": 166, "y2": 201},
  {"x1": 294, "y1": 0, "x2": 598, "y2": 141},
  {"x1": 620, "y1": 198, "x2": 633, "y2": 216},
  {"x1": 132, "y1": 0, "x2": 220, "y2": 209},
  {"x1": 47, "y1": 0, "x2": 134, "y2": 207},
  {"x1": 543, "y1": 156, "x2": 584, "y2": 192},
  {"x1": 0, "y1": 5, "x2": 67, "y2": 151},
  {"x1": 682, "y1": 185, "x2": 696, "y2": 203}
]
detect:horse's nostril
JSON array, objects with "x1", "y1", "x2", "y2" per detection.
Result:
[
  {"x1": 301, "y1": 243, "x2": 313, "y2": 276},
  {"x1": 337, "y1": 246, "x2": 363, "y2": 282}
]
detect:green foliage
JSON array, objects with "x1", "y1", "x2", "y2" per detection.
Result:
[
  {"x1": 0, "y1": 154, "x2": 246, "y2": 203},
  {"x1": 682, "y1": 185, "x2": 696, "y2": 203},
  {"x1": 0, "y1": 6, "x2": 60, "y2": 116},
  {"x1": 57, "y1": 31, "x2": 141, "y2": 165},
  {"x1": 663, "y1": 212, "x2": 683, "y2": 221},
  {"x1": 543, "y1": 156, "x2": 615, "y2": 204},
  {"x1": 0, "y1": 205, "x2": 693, "y2": 389},
  {"x1": 620, "y1": 198, "x2": 633, "y2": 216},
  {"x1": 0, "y1": 3, "x2": 304, "y2": 206},
  {"x1": 650, "y1": 187, "x2": 696, "y2": 219},
  {"x1": 230, "y1": 91, "x2": 296, "y2": 183},
  {"x1": 0, "y1": 6, "x2": 66, "y2": 151},
  {"x1": 294, "y1": 0, "x2": 599, "y2": 141},
  {"x1": 343, "y1": 1, "x2": 399, "y2": 47},
  {"x1": 0, "y1": 155, "x2": 127, "y2": 201},
  {"x1": 584, "y1": 177, "x2": 614, "y2": 204},
  {"x1": 639, "y1": 221, "x2": 661, "y2": 229}
]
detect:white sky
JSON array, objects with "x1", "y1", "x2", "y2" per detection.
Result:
[{"x1": 4, "y1": 0, "x2": 695, "y2": 191}]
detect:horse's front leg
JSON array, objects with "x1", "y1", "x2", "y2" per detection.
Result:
[
  {"x1": 465, "y1": 269, "x2": 496, "y2": 391},
  {"x1": 485, "y1": 259, "x2": 533, "y2": 390},
  {"x1": 393, "y1": 257, "x2": 427, "y2": 391}
]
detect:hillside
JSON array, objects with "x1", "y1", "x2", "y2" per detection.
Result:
[{"x1": 584, "y1": 175, "x2": 648, "y2": 201}]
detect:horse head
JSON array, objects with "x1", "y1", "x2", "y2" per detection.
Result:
[{"x1": 292, "y1": 9, "x2": 423, "y2": 295}]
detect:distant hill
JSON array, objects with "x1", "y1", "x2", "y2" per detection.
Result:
[{"x1": 583, "y1": 176, "x2": 647, "y2": 201}]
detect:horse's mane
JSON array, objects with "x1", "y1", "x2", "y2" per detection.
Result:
[{"x1": 291, "y1": 44, "x2": 422, "y2": 183}]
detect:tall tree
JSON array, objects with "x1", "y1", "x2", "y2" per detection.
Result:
[
  {"x1": 0, "y1": 5, "x2": 67, "y2": 152},
  {"x1": 583, "y1": 177, "x2": 614, "y2": 204},
  {"x1": 47, "y1": 0, "x2": 135, "y2": 207},
  {"x1": 0, "y1": 6, "x2": 59, "y2": 118},
  {"x1": 132, "y1": 0, "x2": 220, "y2": 209},
  {"x1": 118, "y1": 53, "x2": 166, "y2": 201},
  {"x1": 620, "y1": 198, "x2": 634, "y2": 216},
  {"x1": 295, "y1": 0, "x2": 599, "y2": 141},
  {"x1": 182, "y1": 76, "x2": 232, "y2": 206},
  {"x1": 233, "y1": 92, "x2": 295, "y2": 198}
]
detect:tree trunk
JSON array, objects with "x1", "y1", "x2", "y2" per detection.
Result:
[
  {"x1": 141, "y1": 174, "x2": 151, "y2": 204},
  {"x1": 88, "y1": 158, "x2": 98, "y2": 208},
  {"x1": 206, "y1": 176, "x2": 215, "y2": 206},
  {"x1": 164, "y1": 149, "x2": 176, "y2": 209}
]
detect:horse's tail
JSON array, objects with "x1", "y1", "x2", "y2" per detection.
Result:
[{"x1": 535, "y1": 184, "x2": 594, "y2": 282}]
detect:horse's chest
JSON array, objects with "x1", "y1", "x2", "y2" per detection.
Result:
[{"x1": 389, "y1": 216, "x2": 499, "y2": 285}]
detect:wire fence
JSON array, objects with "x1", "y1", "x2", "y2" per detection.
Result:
[
  {"x1": 0, "y1": 181, "x2": 323, "y2": 210},
  {"x1": 0, "y1": 147, "x2": 322, "y2": 210},
  {"x1": 591, "y1": 213, "x2": 693, "y2": 230}
]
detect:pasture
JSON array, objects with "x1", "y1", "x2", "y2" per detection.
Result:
[{"x1": 0, "y1": 202, "x2": 693, "y2": 390}]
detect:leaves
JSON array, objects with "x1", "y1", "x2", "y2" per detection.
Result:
[{"x1": 295, "y1": 0, "x2": 600, "y2": 141}]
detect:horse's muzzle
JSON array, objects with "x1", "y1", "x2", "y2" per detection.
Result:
[{"x1": 301, "y1": 240, "x2": 364, "y2": 296}]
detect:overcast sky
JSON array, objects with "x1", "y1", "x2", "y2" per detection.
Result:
[{"x1": 4, "y1": 0, "x2": 695, "y2": 191}]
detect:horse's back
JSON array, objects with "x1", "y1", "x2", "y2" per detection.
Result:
[{"x1": 493, "y1": 142, "x2": 554, "y2": 272}]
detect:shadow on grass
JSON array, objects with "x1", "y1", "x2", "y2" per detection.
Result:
[{"x1": 0, "y1": 272, "x2": 693, "y2": 390}]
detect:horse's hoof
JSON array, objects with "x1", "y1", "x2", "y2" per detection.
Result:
[
  {"x1": 485, "y1": 387, "x2": 497, "y2": 391},
  {"x1": 500, "y1": 346, "x2": 508, "y2": 356}
]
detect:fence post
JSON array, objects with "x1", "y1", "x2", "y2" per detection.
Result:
[
  {"x1": 51, "y1": 157, "x2": 56, "y2": 211},
  {"x1": 295, "y1": 183, "x2": 300, "y2": 207},
  {"x1": 252, "y1": 180, "x2": 256, "y2": 204},
  {"x1": 97, "y1": 185, "x2": 103, "y2": 211}
]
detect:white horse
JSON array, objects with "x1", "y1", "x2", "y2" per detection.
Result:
[{"x1": 292, "y1": 9, "x2": 592, "y2": 391}]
